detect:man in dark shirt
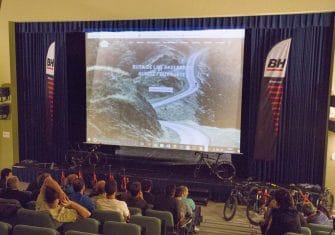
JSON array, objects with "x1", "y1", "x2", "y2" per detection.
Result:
[
  {"x1": 0, "y1": 176, "x2": 31, "y2": 207},
  {"x1": 126, "y1": 181, "x2": 149, "y2": 213},
  {"x1": 302, "y1": 202, "x2": 332, "y2": 226},
  {"x1": 154, "y1": 184, "x2": 183, "y2": 224},
  {"x1": 141, "y1": 179, "x2": 155, "y2": 205}
]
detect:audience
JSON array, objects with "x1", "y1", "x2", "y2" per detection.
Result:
[
  {"x1": 154, "y1": 184, "x2": 183, "y2": 225},
  {"x1": 264, "y1": 188, "x2": 303, "y2": 235},
  {"x1": 126, "y1": 181, "x2": 149, "y2": 213},
  {"x1": 69, "y1": 178, "x2": 96, "y2": 212},
  {"x1": 36, "y1": 175, "x2": 91, "y2": 223},
  {"x1": 0, "y1": 176, "x2": 31, "y2": 207},
  {"x1": 141, "y1": 179, "x2": 155, "y2": 205},
  {"x1": 63, "y1": 173, "x2": 79, "y2": 196},
  {"x1": 27, "y1": 172, "x2": 51, "y2": 200},
  {"x1": 0, "y1": 168, "x2": 12, "y2": 189},
  {"x1": 90, "y1": 180, "x2": 106, "y2": 202},
  {"x1": 179, "y1": 185, "x2": 196, "y2": 211},
  {"x1": 302, "y1": 202, "x2": 332, "y2": 226},
  {"x1": 96, "y1": 180, "x2": 130, "y2": 221},
  {"x1": 175, "y1": 186, "x2": 192, "y2": 218}
]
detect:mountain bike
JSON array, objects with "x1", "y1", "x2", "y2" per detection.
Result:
[
  {"x1": 246, "y1": 183, "x2": 278, "y2": 225},
  {"x1": 193, "y1": 152, "x2": 236, "y2": 181},
  {"x1": 223, "y1": 181, "x2": 257, "y2": 221}
]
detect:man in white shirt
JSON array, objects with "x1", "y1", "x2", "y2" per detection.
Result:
[{"x1": 96, "y1": 180, "x2": 130, "y2": 221}]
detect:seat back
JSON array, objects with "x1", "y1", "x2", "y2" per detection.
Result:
[
  {"x1": 314, "y1": 231, "x2": 335, "y2": 235},
  {"x1": 65, "y1": 229, "x2": 99, "y2": 235},
  {"x1": 307, "y1": 223, "x2": 332, "y2": 234},
  {"x1": 0, "y1": 221, "x2": 12, "y2": 235},
  {"x1": 145, "y1": 209, "x2": 174, "y2": 227},
  {"x1": 300, "y1": 226, "x2": 311, "y2": 235},
  {"x1": 130, "y1": 215, "x2": 161, "y2": 235},
  {"x1": 63, "y1": 218, "x2": 100, "y2": 234},
  {"x1": 16, "y1": 208, "x2": 61, "y2": 229},
  {"x1": 129, "y1": 206, "x2": 142, "y2": 215},
  {"x1": 103, "y1": 221, "x2": 141, "y2": 235},
  {"x1": 91, "y1": 209, "x2": 123, "y2": 223},
  {"x1": 13, "y1": 224, "x2": 59, "y2": 235},
  {"x1": 0, "y1": 198, "x2": 21, "y2": 223}
]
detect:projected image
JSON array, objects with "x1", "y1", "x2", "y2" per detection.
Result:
[{"x1": 86, "y1": 30, "x2": 244, "y2": 153}]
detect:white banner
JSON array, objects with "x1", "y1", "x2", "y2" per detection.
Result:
[{"x1": 264, "y1": 38, "x2": 291, "y2": 78}]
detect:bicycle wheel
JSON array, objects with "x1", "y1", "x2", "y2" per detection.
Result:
[
  {"x1": 246, "y1": 199, "x2": 265, "y2": 226},
  {"x1": 215, "y1": 162, "x2": 236, "y2": 181},
  {"x1": 223, "y1": 195, "x2": 237, "y2": 221}
]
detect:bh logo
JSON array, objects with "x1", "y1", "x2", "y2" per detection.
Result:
[
  {"x1": 267, "y1": 59, "x2": 286, "y2": 69},
  {"x1": 47, "y1": 58, "x2": 55, "y2": 68}
]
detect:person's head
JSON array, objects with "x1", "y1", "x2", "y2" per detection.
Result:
[
  {"x1": 302, "y1": 202, "x2": 317, "y2": 216},
  {"x1": 175, "y1": 186, "x2": 183, "y2": 198},
  {"x1": 129, "y1": 181, "x2": 141, "y2": 197},
  {"x1": 0, "y1": 168, "x2": 12, "y2": 181},
  {"x1": 73, "y1": 178, "x2": 85, "y2": 194},
  {"x1": 66, "y1": 174, "x2": 79, "y2": 185},
  {"x1": 165, "y1": 184, "x2": 176, "y2": 197},
  {"x1": 105, "y1": 180, "x2": 118, "y2": 198},
  {"x1": 141, "y1": 179, "x2": 152, "y2": 192},
  {"x1": 179, "y1": 185, "x2": 189, "y2": 197},
  {"x1": 44, "y1": 186, "x2": 59, "y2": 208},
  {"x1": 6, "y1": 176, "x2": 19, "y2": 190},
  {"x1": 37, "y1": 173, "x2": 51, "y2": 188},
  {"x1": 273, "y1": 188, "x2": 294, "y2": 209},
  {"x1": 95, "y1": 180, "x2": 106, "y2": 195}
]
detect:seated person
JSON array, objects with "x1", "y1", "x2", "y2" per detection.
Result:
[
  {"x1": 126, "y1": 181, "x2": 149, "y2": 213},
  {"x1": 0, "y1": 168, "x2": 12, "y2": 189},
  {"x1": 175, "y1": 186, "x2": 192, "y2": 218},
  {"x1": 27, "y1": 172, "x2": 51, "y2": 200},
  {"x1": 90, "y1": 180, "x2": 106, "y2": 202},
  {"x1": 0, "y1": 176, "x2": 31, "y2": 207},
  {"x1": 69, "y1": 178, "x2": 95, "y2": 212},
  {"x1": 265, "y1": 188, "x2": 303, "y2": 235},
  {"x1": 63, "y1": 173, "x2": 79, "y2": 196},
  {"x1": 154, "y1": 184, "x2": 184, "y2": 225},
  {"x1": 36, "y1": 175, "x2": 91, "y2": 223},
  {"x1": 96, "y1": 180, "x2": 130, "y2": 221},
  {"x1": 141, "y1": 179, "x2": 155, "y2": 205},
  {"x1": 302, "y1": 202, "x2": 332, "y2": 226},
  {"x1": 179, "y1": 185, "x2": 196, "y2": 211}
]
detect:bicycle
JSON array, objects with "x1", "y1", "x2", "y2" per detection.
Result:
[
  {"x1": 65, "y1": 143, "x2": 100, "y2": 168},
  {"x1": 289, "y1": 184, "x2": 333, "y2": 218},
  {"x1": 223, "y1": 181, "x2": 257, "y2": 221},
  {"x1": 193, "y1": 152, "x2": 236, "y2": 181},
  {"x1": 246, "y1": 182, "x2": 279, "y2": 225}
]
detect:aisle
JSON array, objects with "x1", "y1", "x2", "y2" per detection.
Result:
[{"x1": 198, "y1": 201, "x2": 262, "y2": 235}]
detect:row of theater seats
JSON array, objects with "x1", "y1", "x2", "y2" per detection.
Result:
[
  {"x1": 0, "y1": 198, "x2": 189, "y2": 235},
  {"x1": 284, "y1": 224, "x2": 335, "y2": 235},
  {"x1": 0, "y1": 221, "x2": 140, "y2": 235}
]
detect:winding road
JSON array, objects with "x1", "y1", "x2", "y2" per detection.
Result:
[{"x1": 151, "y1": 51, "x2": 210, "y2": 151}]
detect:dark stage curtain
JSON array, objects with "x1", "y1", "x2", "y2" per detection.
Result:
[{"x1": 16, "y1": 13, "x2": 334, "y2": 184}]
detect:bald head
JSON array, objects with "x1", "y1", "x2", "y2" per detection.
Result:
[{"x1": 7, "y1": 176, "x2": 19, "y2": 190}]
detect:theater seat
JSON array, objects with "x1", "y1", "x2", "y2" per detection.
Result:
[
  {"x1": 62, "y1": 218, "x2": 100, "y2": 234},
  {"x1": 65, "y1": 230, "x2": 99, "y2": 235},
  {"x1": 145, "y1": 209, "x2": 174, "y2": 235},
  {"x1": 16, "y1": 208, "x2": 61, "y2": 229},
  {"x1": 91, "y1": 209, "x2": 123, "y2": 224},
  {"x1": 0, "y1": 221, "x2": 12, "y2": 235},
  {"x1": 103, "y1": 221, "x2": 141, "y2": 235},
  {"x1": 307, "y1": 223, "x2": 332, "y2": 234},
  {"x1": 130, "y1": 215, "x2": 161, "y2": 235},
  {"x1": 13, "y1": 224, "x2": 59, "y2": 235}
]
